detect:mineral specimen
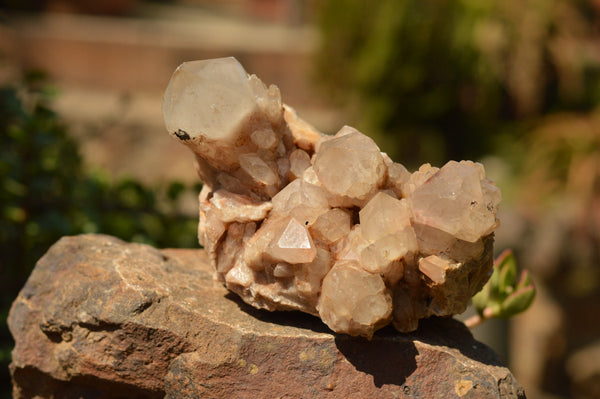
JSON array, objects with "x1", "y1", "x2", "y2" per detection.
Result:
[{"x1": 163, "y1": 57, "x2": 501, "y2": 338}]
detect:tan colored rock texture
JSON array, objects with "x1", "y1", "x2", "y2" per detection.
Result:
[
  {"x1": 163, "y1": 57, "x2": 501, "y2": 337},
  {"x1": 9, "y1": 235, "x2": 524, "y2": 398}
]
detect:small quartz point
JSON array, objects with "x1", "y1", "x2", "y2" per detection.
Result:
[
  {"x1": 267, "y1": 217, "x2": 317, "y2": 264},
  {"x1": 163, "y1": 57, "x2": 502, "y2": 338}
]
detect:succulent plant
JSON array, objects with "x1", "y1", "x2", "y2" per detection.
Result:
[{"x1": 468, "y1": 249, "x2": 536, "y2": 327}]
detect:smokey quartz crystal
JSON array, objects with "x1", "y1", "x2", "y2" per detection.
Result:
[{"x1": 163, "y1": 57, "x2": 501, "y2": 338}]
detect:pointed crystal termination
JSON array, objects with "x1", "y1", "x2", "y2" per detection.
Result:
[
  {"x1": 410, "y1": 161, "x2": 501, "y2": 242},
  {"x1": 163, "y1": 57, "x2": 284, "y2": 198},
  {"x1": 267, "y1": 217, "x2": 317, "y2": 264},
  {"x1": 163, "y1": 58, "x2": 253, "y2": 144},
  {"x1": 163, "y1": 57, "x2": 502, "y2": 338}
]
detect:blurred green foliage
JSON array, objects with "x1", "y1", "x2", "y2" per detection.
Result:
[
  {"x1": 316, "y1": 0, "x2": 600, "y2": 167},
  {"x1": 516, "y1": 110, "x2": 600, "y2": 300},
  {"x1": 0, "y1": 74, "x2": 200, "y2": 395}
]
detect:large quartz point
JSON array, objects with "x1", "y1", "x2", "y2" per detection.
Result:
[
  {"x1": 163, "y1": 57, "x2": 285, "y2": 198},
  {"x1": 163, "y1": 57, "x2": 502, "y2": 338}
]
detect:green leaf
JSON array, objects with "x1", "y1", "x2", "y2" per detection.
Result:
[
  {"x1": 488, "y1": 256, "x2": 501, "y2": 295},
  {"x1": 498, "y1": 251, "x2": 517, "y2": 294},
  {"x1": 493, "y1": 249, "x2": 514, "y2": 269},
  {"x1": 470, "y1": 249, "x2": 536, "y2": 324},
  {"x1": 485, "y1": 301, "x2": 503, "y2": 319},
  {"x1": 516, "y1": 269, "x2": 532, "y2": 289},
  {"x1": 472, "y1": 283, "x2": 490, "y2": 315},
  {"x1": 500, "y1": 285, "x2": 536, "y2": 318}
]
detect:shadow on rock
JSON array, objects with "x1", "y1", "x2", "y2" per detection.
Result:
[
  {"x1": 224, "y1": 292, "x2": 331, "y2": 334},
  {"x1": 415, "y1": 317, "x2": 506, "y2": 368},
  {"x1": 334, "y1": 331, "x2": 419, "y2": 388}
]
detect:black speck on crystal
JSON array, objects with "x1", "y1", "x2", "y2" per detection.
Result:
[{"x1": 174, "y1": 129, "x2": 191, "y2": 141}]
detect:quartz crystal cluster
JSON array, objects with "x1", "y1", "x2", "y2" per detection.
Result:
[{"x1": 163, "y1": 57, "x2": 501, "y2": 338}]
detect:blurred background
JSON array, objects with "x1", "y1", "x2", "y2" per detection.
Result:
[{"x1": 1, "y1": 0, "x2": 599, "y2": 398}]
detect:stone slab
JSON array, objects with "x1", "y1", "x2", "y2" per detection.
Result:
[{"x1": 8, "y1": 234, "x2": 525, "y2": 398}]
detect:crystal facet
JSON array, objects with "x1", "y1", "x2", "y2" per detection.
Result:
[
  {"x1": 318, "y1": 260, "x2": 392, "y2": 338},
  {"x1": 410, "y1": 161, "x2": 500, "y2": 242},
  {"x1": 163, "y1": 57, "x2": 502, "y2": 338},
  {"x1": 313, "y1": 127, "x2": 386, "y2": 207},
  {"x1": 267, "y1": 217, "x2": 317, "y2": 264}
]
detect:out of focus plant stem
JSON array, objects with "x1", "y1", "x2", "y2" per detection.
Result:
[{"x1": 466, "y1": 249, "x2": 536, "y2": 328}]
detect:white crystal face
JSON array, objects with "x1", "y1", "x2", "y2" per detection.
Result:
[
  {"x1": 309, "y1": 208, "x2": 352, "y2": 244},
  {"x1": 267, "y1": 217, "x2": 317, "y2": 264},
  {"x1": 403, "y1": 163, "x2": 439, "y2": 197},
  {"x1": 359, "y1": 229, "x2": 416, "y2": 285},
  {"x1": 334, "y1": 225, "x2": 368, "y2": 263},
  {"x1": 164, "y1": 57, "x2": 501, "y2": 338},
  {"x1": 248, "y1": 75, "x2": 283, "y2": 126},
  {"x1": 410, "y1": 161, "x2": 501, "y2": 242},
  {"x1": 243, "y1": 215, "x2": 285, "y2": 270},
  {"x1": 251, "y1": 128, "x2": 278, "y2": 150},
  {"x1": 294, "y1": 246, "x2": 331, "y2": 303},
  {"x1": 313, "y1": 127, "x2": 386, "y2": 205},
  {"x1": 239, "y1": 153, "x2": 279, "y2": 186},
  {"x1": 209, "y1": 189, "x2": 272, "y2": 223},
  {"x1": 288, "y1": 149, "x2": 311, "y2": 180},
  {"x1": 271, "y1": 179, "x2": 329, "y2": 226},
  {"x1": 318, "y1": 260, "x2": 392, "y2": 339},
  {"x1": 163, "y1": 57, "x2": 256, "y2": 143},
  {"x1": 383, "y1": 153, "x2": 411, "y2": 198},
  {"x1": 359, "y1": 192, "x2": 412, "y2": 242}
]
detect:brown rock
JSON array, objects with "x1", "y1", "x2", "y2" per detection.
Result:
[{"x1": 9, "y1": 234, "x2": 525, "y2": 398}]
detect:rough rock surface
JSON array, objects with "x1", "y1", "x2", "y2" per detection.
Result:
[
  {"x1": 9, "y1": 234, "x2": 525, "y2": 399},
  {"x1": 163, "y1": 57, "x2": 502, "y2": 338}
]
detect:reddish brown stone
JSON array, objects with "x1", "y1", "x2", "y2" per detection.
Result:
[{"x1": 9, "y1": 234, "x2": 525, "y2": 398}]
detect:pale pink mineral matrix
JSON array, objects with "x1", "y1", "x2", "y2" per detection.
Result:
[{"x1": 163, "y1": 57, "x2": 501, "y2": 338}]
